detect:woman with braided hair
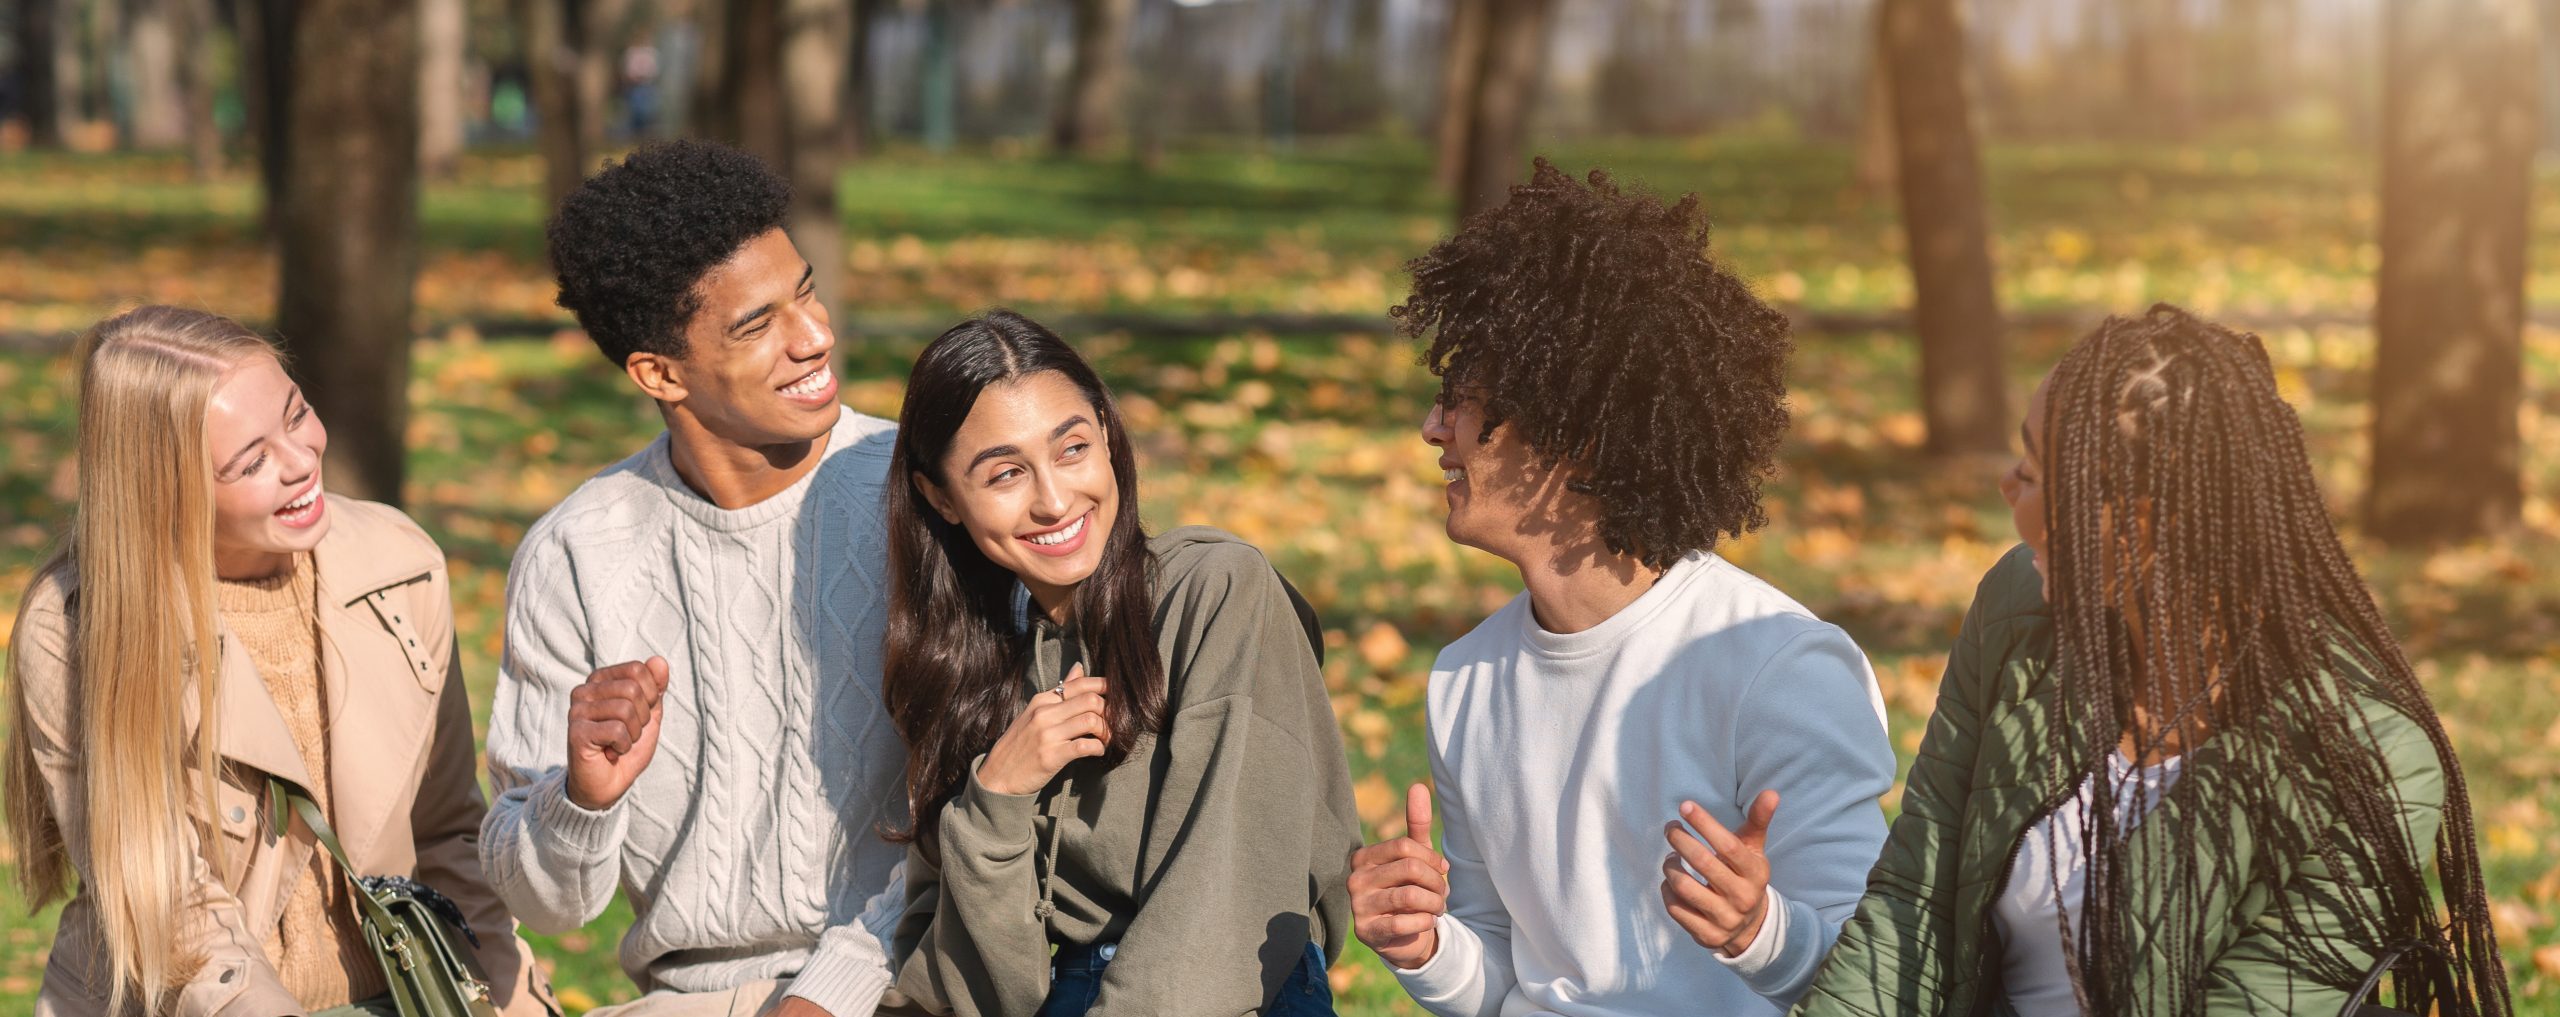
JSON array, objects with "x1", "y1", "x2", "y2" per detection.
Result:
[{"x1": 1774, "y1": 305, "x2": 2508, "y2": 1017}]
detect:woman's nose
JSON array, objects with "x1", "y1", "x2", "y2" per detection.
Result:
[
  {"x1": 279, "y1": 436, "x2": 322, "y2": 482},
  {"x1": 1030, "y1": 470, "x2": 1071, "y2": 519},
  {"x1": 1421, "y1": 401, "x2": 1449, "y2": 447}
]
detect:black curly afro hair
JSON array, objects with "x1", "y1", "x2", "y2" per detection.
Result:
[
  {"x1": 547, "y1": 139, "x2": 792, "y2": 366},
  {"x1": 1391, "y1": 159, "x2": 1792, "y2": 571}
]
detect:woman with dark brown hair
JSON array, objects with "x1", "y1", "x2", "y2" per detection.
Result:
[
  {"x1": 1768, "y1": 305, "x2": 2509, "y2": 1016},
  {"x1": 879, "y1": 310, "x2": 1359, "y2": 1017}
]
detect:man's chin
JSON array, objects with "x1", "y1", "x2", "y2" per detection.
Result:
[
  {"x1": 767, "y1": 399, "x2": 841, "y2": 440},
  {"x1": 793, "y1": 404, "x2": 841, "y2": 437},
  {"x1": 691, "y1": 406, "x2": 837, "y2": 452}
]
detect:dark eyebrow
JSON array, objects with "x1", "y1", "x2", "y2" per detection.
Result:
[
  {"x1": 723, "y1": 265, "x2": 818, "y2": 338},
  {"x1": 965, "y1": 443, "x2": 1021, "y2": 472},
  {"x1": 963, "y1": 415, "x2": 1095, "y2": 474},
  {"x1": 727, "y1": 304, "x2": 776, "y2": 336}
]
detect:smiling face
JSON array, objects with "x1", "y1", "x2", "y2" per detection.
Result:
[
  {"x1": 1420, "y1": 385, "x2": 1584, "y2": 566},
  {"x1": 915, "y1": 371, "x2": 1121, "y2": 617},
  {"x1": 629, "y1": 228, "x2": 840, "y2": 448},
  {"x1": 2000, "y1": 371, "x2": 2054, "y2": 600},
  {"x1": 204, "y1": 353, "x2": 330, "y2": 579}
]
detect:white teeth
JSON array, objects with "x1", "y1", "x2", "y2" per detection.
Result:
[
  {"x1": 781, "y1": 364, "x2": 833, "y2": 397},
  {"x1": 280, "y1": 488, "x2": 319, "y2": 512},
  {"x1": 1028, "y1": 515, "x2": 1087, "y2": 546},
  {"x1": 1444, "y1": 468, "x2": 1467, "y2": 483}
]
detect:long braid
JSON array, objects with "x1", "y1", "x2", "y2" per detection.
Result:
[{"x1": 2038, "y1": 305, "x2": 2509, "y2": 1016}]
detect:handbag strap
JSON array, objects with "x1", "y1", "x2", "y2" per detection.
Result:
[{"x1": 267, "y1": 776, "x2": 407, "y2": 935}]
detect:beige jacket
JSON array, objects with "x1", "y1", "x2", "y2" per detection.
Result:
[{"x1": 15, "y1": 496, "x2": 555, "y2": 1017}]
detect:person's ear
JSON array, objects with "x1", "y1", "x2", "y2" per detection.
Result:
[
  {"x1": 626, "y1": 351, "x2": 689, "y2": 404},
  {"x1": 913, "y1": 472, "x2": 962, "y2": 526}
]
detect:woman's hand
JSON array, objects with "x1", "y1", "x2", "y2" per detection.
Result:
[
  {"x1": 975, "y1": 664, "x2": 1112, "y2": 796},
  {"x1": 1660, "y1": 789, "x2": 1779, "y2": 957}
]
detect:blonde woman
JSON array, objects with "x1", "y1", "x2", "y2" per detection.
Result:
[{"x1": 4, "y1": 306, "x2": 554, "y2": 1017}]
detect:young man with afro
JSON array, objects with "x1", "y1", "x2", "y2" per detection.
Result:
[
  {"x1": 1346, "y1": 161, "x2": 1896, "y2": 1017},
  {"x1": 479, "y1": 140, "x2": 906, "y2": 1017}
]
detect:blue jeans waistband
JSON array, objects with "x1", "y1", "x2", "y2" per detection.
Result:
[{"x1": 1051, "y1": 941, "x2": 1120, "y2": 973}]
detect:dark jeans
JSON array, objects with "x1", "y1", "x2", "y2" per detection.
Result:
[{"x1": 1035, "y1": 940, "x2": 1335, "y2": 1017}]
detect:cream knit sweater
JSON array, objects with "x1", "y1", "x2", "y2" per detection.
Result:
[{"x1": 481, "y1": 408, "x2": 909, "y2": 1016}]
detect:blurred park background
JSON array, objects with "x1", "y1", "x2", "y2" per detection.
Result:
[{"x1": 4, "y1": 0, "x2": 2560, "y2": 1011}]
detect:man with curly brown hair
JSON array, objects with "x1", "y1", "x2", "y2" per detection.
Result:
[{"x1": 1346, "y1": 161, "x2": 1895, "y2": 1017}]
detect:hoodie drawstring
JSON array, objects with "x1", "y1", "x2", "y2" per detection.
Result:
[{"x1": 1035, "y1": 773, "x2": 1069, "y2": 921}]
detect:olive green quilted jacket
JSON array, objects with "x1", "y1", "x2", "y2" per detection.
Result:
[{"x1": 1792, "y1": 544, "x2": 2447, "y2": 1017}]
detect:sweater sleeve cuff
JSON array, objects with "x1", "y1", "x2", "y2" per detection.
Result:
[
  {"x1": 785, "y1": 937, "x2": 893, "y2": 1017},
  {"x1": 946, "y1": 756, "x2": 1041, "y2": 851},
  {"x1": 1709, "y1": 884, "x2": 1820, "y2": 1000},
  {"x1": 1392, "y1": 912, "x2": 1486, "y2": 1006},
  {"x1": 531, "y1": 770, "x2": 631, "y2": 859}
]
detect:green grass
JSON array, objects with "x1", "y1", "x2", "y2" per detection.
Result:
[
  {"x1": 11, "y1": 133, "x2": 2560, "y2": 336},
  {"x1": 2, "y1": 136, "x2": 2558, "y2": 1010}
]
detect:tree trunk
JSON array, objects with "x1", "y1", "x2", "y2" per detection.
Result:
[
  {"x1": 127, "y1": 0, "x2": 188, "y2": 147},
  {"x1": 276, "y1": 0, "x2": 421, "y2": 505},
  {"x1": 691, "y1": 0, "x2": 730, "y2": 141},
  {"x1": 418, "y1": 0, "x2": 466, "y2": 177},
  {"x1": 1880, "y1": 0, "x2": 2008, "y2": 456},
  {"x1": 174, "y1": 0, "x2": 223, "y2": 177},
  {"x1": 782, "y1": 0, "x2": 845, "y2": 321},
  {"x1": 49, "y1": 0, "x2": 85, "y2": 139},
  {"x1": 1131, "y1": 0, "x2": 1181, "y2": 171},
  {"x1": 1455, "y1": 0, "x2": 1553, "y2": 222},
  {"x1": 2368, "y1": 0, "x2": 2539, "y2": 544},
  {"x1": 1432, "y1": 0, "x2": 1488, "y2": 193},
  {"x1": 1050, "y1": 0, "x2": 1132, "y2": 155},
  {"x1": 524, "y1": 0, "x2": 585, "y2": 213},
  {"x1": 18, "y1": 0, "x2": 64, "y2": 147},
  {"x1": 839, "y1": 0, "x2": 874, "y2": 156},
  {"x1": 2544, "y1": 0, "x2": 2560, "y2": 152},
  {"x1": 2121, "y1": 0, "x2": 2190, "y2": 138},
  {"x1": 235, "y1": 0, "x2": 296, "y2": 235},
  {"x1": 2225, "y1": 0, "x2": 2277, "y2": 123},
  {"x1": 574, "y1": 0, "x2": 631, "y2": 161},
  {"x1": 1854, "y1": 2, "x2": 1895, "y2": 196},
  {"x1": 84, "y1": 0, "x2": 117, "y2": 139},
  {"x1": 719, "y1": 0, "x2": 786, "y2": 168}
]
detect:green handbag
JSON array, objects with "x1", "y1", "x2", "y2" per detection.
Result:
[{"x1": 267, "y1": 777, "x2": 502, "y2": 1017}]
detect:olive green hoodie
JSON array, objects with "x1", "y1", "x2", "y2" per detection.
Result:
[
  {"x1": 1793, "y1": 544, "x2": 2450, "y2": 1017},
  {"x1": 890, "y1": 526, "x2": 1361, "y2": 1017}
]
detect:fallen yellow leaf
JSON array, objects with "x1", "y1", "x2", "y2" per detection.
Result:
[{"x1": 1358, "y1": 621, "x2": 1410, "y2": 671}]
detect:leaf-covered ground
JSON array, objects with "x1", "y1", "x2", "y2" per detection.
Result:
[{"x1": 2, "y1": 138, "x2": 2558, "y2": 1011}]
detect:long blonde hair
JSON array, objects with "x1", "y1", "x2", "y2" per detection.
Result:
[{"x1": 5, "y1": 306, "x2": 281, "y2": 1012}]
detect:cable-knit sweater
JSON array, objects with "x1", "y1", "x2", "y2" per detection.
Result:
[
  {"x1": 218, "y1": 552, "x2": 387, "y2": 1010},
  {"x1": 480, "y1": 407, "x2": 909, "y2": 1016}
]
